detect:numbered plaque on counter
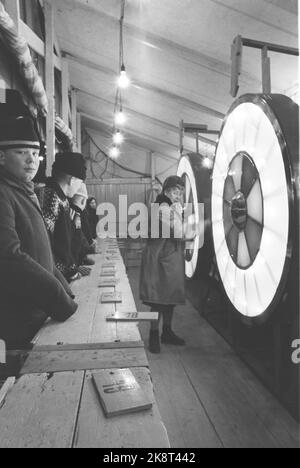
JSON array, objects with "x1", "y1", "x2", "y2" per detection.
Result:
[
  {"x1": 106, "y1": 311, "x2": 159, "y2": 322},
  {"x1": 98, "y1": 278, "x2": 119, "y2": 288},
  {"x1": 92, "y1": 369, "x2": 153, "y2": 418},
  {"x1": 101, "y1": 292, "x2": 123, "y2": 304}
]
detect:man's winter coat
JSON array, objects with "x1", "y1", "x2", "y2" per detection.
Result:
[
  {"x1": 36, "y1": 178, "x2": 78, "y2": 281},
  {"x1": 81, "y1": 208, "x2": 94, "y2": 246},
  {"x1": 86, "y1": 205, "x2": 98, "y2": 239},
  {"x1": 69, "y1": 202, "x2": 93, "y2": 266},
  {"x1": 0, "y1": 168, "x2": 78, "y2": 349}
]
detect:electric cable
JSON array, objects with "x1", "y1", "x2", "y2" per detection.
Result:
[{"x1": 86, "y1": 130, "x2": 162, "y2": 184}]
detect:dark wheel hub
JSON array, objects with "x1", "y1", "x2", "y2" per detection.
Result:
[
  {"x1": 231, "y1": 191, "x2": 247, "y2": 231},
  {"x1": 223, "y1": 152, "x2": 264, "y2": 269}
]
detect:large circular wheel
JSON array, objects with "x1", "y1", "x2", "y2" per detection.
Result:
[
  {"x1": 178, "y1": 153, "x2": 214, "y2": 279},
  {"x1": 212, "y1": 94, "x2": 299, "y2": 322}
]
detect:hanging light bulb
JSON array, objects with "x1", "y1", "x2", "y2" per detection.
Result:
[
  {"x1": 110, "y1": 145, "x2": 120, "y2": 158},
  {"x1": 118, "y1": 64, "x2": 130, "y2": 89},
  {"x1": 115, "y1": 108, "x2": 126, "y2": 126},
  {"x1": 113, "y1": 129, "x2": 124, "y2": 145}
]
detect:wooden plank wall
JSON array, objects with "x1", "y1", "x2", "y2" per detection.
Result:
[
  {"x1": 86, "y1": 179, "x2": 152, "y2": 206},
  {"x1": 86, "y1": 179, "x2": 152, "y2": 235}
]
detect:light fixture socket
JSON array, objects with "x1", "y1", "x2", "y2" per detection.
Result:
[
  {"x1": 118, "y1": 64, "x2": 130, "y2": 89},
  {"x1": 110, "y1": 145, "x2": 120, "y2": 158},
  {"x1": 113, "y1": 129, "x2": 124, "y2": 145},
  {"x1": 115, "y1": 109, "x2": 126, "y2": 126}
]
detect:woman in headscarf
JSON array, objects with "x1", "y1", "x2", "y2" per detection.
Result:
[
  {"x1": 86, "y1": 197, "x2": 98, "y2": 239},
  {"x1": 140, "y1": 176, "x2": 197, "y2": 353}
]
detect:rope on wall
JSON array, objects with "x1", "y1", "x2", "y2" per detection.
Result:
[
  {"x1": 55, "y1": 114, "x2": 75, "y2": 149},
  {"x1": 0, "y1": 2, "x2": 48, "y2": 116}
]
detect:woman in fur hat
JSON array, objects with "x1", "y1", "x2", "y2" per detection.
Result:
[{"x1": 140, "y1": 175, "x2": 197, "y2": 354}]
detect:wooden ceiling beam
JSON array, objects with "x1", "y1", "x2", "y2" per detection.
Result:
[
  {"x1": 262, "y1": 0, "x2": 298, "y2": 15},
  {"x1": 84, "y1": 123, "x2": 177, "y2": 164},
  {"x1": 82, "y1": 112, "x2": 180, "y2": 152},
  {"x1": 82, "y1": 111, "x2": 215, "y2": 161},
  {"x1": 76, "y1": 88, "x2": 218, "y2": 147},
  {"x1": 64, "y1": 52, "x2": 225, "y2": 120},
  {"x1": 207, "y1": 0, "x2": 297, "y2": 37},
  {"x1": 81, "y1": 112, "x2": 185, "y2": 162},
  {"x1": 61, "y1": 0, "x2": 235, "y2": 80}
]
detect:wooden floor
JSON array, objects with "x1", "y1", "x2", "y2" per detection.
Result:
[{"x1": 127, "y1": 266, "x2": 300, "y2": 449}]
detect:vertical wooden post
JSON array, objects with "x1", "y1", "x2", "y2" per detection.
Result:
[
  {"x1": 179, "y1": 120, "x2": 184, "y2": 155},
  {"x1": 0, "y1": 78, "x2": 6, "y2": 103},
  {"x1": 44, "y1": 0, "x2": 55, "y2": 176},
  {"x1": 262, "y1": 46, "x2": 271, "y2": 94},
  {"x1": 150, "y1": 151, "x2": 156, "y2": 184},
  {"x1": 71, "y1": 88, "x2": 77, "y2": 149},
  {"x1": 230, "y1": 35, "x2": 243, "y2": 98},
  {"x1": 4, "y1": 0, "x2": 20, "y2": 33},
  {"x1": 76, "y1": 113, "x2": 82, "y2": 153},
  {"x1": 61, "y1": 57, "x2": 70, "y2": 126}
]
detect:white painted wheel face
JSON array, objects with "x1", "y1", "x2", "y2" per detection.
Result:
[
  {"x1": 212, "y1": 102, "x2": 290, "y2": 318},
  {"x1": 177, "y1": 156, "x2": 200, "y2": 278}
]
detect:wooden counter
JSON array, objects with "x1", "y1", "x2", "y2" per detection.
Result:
[{"x1": 0, "y1": 239, "x2": 169, "y2": 448}]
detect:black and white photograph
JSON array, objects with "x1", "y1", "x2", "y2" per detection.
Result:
[{"x1": 0, "y1": 0, "x2": 299, "y2": 450}]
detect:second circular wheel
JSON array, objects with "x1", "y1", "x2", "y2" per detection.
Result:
[{"x1": 177, "y1": 152, "x2": 214, "y2": 279}]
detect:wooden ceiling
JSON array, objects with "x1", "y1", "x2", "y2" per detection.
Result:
[{"x1": 54, "y1": 0, "x2": 298, "y2": 165}]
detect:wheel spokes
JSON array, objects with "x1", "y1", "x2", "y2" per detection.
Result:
[
  {"x1": 223, "y1": 200, "x2": 233, "y2": 236},
  {"x1": 226, "y1": 225, "x2": 239, "y2": 263},
  {"x1": 242, "y1": 156, "x2": 259, "y2": 198},
  {"x1": 230, "y1": 156, "x2": 243, "y2": 192},
  {"x1": 247, "y1": 179, "x2": 263, "y2": 225},
  {"x1": 237, "y1": 232, "x2": 251, "y2": 268},
  {"x1": 224, "y1": 176, "x2": 236, "y2": 203},
  {"x1": 244, "y1": 217, "x2": 263, "y2": 263}
]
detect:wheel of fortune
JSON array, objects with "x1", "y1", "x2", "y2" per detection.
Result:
[{"x1": 211, "y1": 94, "x2": 299, "y2": 322}]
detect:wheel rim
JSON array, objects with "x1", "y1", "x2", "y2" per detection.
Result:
[
  {"x1": 177, "y1": 155, "x2": 201, "y2": 278},
  {"x1": 212, "y1": 98, "x2": 291, "y2": 318}
]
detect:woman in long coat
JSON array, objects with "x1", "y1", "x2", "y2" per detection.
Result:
[
  {"x1": 86, "y1": 197, "x2": 98, "y2": 239},
  {"x1": 140, "y1": 176, "x2": 195, "y2": 353}
]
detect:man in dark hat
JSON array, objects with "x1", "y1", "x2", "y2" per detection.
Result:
[
  {"x1": 0, "y1": 117, "x2": 78, "y2": 351},
  {"x1": 37, "y1": 151, "x2": 88, "y2": 282}
]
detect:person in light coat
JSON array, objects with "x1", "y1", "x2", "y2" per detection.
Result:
[{"x1": 140, "y1": 176, "x2": 196, "y2": 353}]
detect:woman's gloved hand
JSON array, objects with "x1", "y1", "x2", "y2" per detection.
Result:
[{"x1": 172, "y1": 202, "x2": 184, "y2": 216}]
